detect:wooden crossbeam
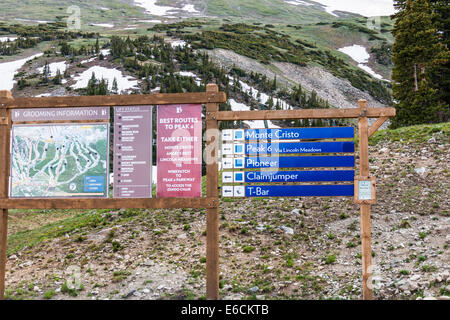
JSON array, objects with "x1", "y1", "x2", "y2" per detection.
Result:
[
  {"x1": 3, "y1": 92, "x2": 227, "y2": 109},
  {"x1": 0, "y1": 197, "x2": 217, "y2": 210},
  {"x1": 214, "y1": 107, "x2": 396, "y2": 121},
  {"x1": 368, "y1": 117, "x2": 389, "y2": 137}
]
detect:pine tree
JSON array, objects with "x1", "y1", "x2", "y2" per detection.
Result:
[
  {"x1": 111, "y1": 77, "x2": 119, "y2": 94},
  {"x1": 41, "y1": 61, "x2": 50, "y2": 83},
  {"x1": 95, "y1": 38, "x2": 100, "y2": 55},
  {"x1": 275, "y1": 100, "x2": 281, "y2": 110},
  {"x1": 87, "y1": 73, "x2": 97, "y2": 95},
  {"x1": 60, "y1": 41, "x2": 71, "y2": 56},
  {"x1": 267, "y1": 96, "x2": 274, "y2": 110},
  {"x1": 429, "y1": 0, "x2": 450, "y2": 111},
  {"x1": 17, "y1": 78, "x2": 27, "y2": 90},
  {"x1": 391, "y1": 0, "x2": 449, "y2": 128},
  {"x1": 97, "y1": 78, "x2": 108, "y2": 95},
  {"x1": 53, "y1": 69, "x2": 62, "y2": 85}
]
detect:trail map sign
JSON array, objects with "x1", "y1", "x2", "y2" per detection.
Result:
[
  {"x1": 113, "y1": 106, "x2": 153, "y2": 198},
  {"x1": 9, "y1": 107, "x2": 110, "y2": 198},
  {"x1": 156, "y1": 104, "x2": 202, "y2": 198}
]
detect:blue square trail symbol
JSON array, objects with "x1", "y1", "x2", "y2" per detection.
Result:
[
  {"x1": 234, "y1": 172, "x2": 244, "y2": 182},
  {"x1": 234, "y1": 144, "x2": 243, "y2": 153},
  {"x1": 234, "y1": 158, "x2": 244, "y2": 168},
  {"x1": 234, "y1": 130, "x2": 243, "y2": 140}
]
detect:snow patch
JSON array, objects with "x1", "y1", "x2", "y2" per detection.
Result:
[
  {"x1": 91, "y1": 23, "x2": 114, "y2": 28},
  {"x1": 169, "y1": 40, "x2": 189, "y2": 48},
  {"x1": 134, "y1": 0, "x2": 176, "y2": 16},
  {"x1": 338, "y1": 45, "x2": 370, "y2": 64},
  {"x1": 229, "y1": 99, "x2": 280, "y2": 129},
  {"x1": 100, "y1": 49, "x2": 111, "y2": 57},
  {"x1": 357, "y1": 64, "x2": 383, "y2": 80},
  {"x1": 0, "y1": 36, "x2": 18, "y2": 42},
  {"x1": 312, "y1": 0, "x2": 395, "y2": 17},
  {"x1": 138, "y1": 19, "x2": 162, "y2": 24},
  {"x1": 338, "y1": 45, "x2": 384, "y2": 80},
  {"x1": 0, "y1": 53, "x2": 43, "y2": 91},
  {"x1": 15, "y1": 18, "x2": 52, "y2": 24},
  {"x1": 285, "y1": 0, "x2": 313, "y2": 7},
  {"x1": 80, "y1": 57, "x2": 97, "y2": 64},
  {"x1": 71, "y1": 66, "x2": 139, "y2": 93},
  {"x1": 229, "y1": 99, "x2": 250, "y2": 111},
  {"x1": 37, "y1": 61, "x2": 68, "y2": 77},
  {"x1": 176, "y1": 71, "x2": 201, "y2": 85},
  {"x1": 35, "y1": 93, "x2": 52, "y2": 97},
  {"x1": 181, "y1": 4, "x2": 199, "y2": 13},
  {"x1": 134, "y1": 1, "x2": 201, "y2": 17},
  {"x1": 235, "y1": 79, "x2": 292, "y2": 111}
]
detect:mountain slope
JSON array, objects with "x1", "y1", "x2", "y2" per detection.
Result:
[{"x1": 0, "y1": 0, "x2": 351, "y2": 27}]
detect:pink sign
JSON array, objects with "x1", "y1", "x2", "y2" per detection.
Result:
[
  {"x1": 113, "y1": 106, "x2": 153, "y2": 198},
  {"x1": 157, "y1": 104, "x2": 202, "y2": 198}
]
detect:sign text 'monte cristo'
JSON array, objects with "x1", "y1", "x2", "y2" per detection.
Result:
[{"x1": 157, "y1": 104, "x2": 202, "y2": 198}]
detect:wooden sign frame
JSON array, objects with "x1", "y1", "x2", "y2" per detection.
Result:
[{"x1": 0, "y1": 87, "x2": 395, "y2": 301}]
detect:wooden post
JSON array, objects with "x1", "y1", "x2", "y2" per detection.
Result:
[
  {"x1": 0, "y1": 90, "x2": 12, "y2": 300},
  {"x1": 205, "y1": 84, "x2": 220, "y2": 300},
  {"x1": 358, "y1": 99, "x2": 374, "y2": 300}
]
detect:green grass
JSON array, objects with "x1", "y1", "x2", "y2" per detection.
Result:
[
  {"x1": 61, "y1": 281, "x2": 82, "y2": 297},
  {"x1": 324, "y1": 254, "x2": 337, "y2": 264},
  {"x1": 369, "y1": 122, "x2": 450, "y2": 145},
  {"x1": 112, "y1": 270, "x2": 131, "y2": 282},
  {"x1": 203, "y1": 0, "x2": 333, "y2": 24},
  {"x1": 0, "y1": 0, "x2": 146, "y2": 31},
  {"x1": 399, "y1": 270, "x2": 410, "y2": 276},
  {"x1": 7, "y1": 210, "x2": 106, "y2": 255},
  {"x1": 43, "y1": 289, "x2": 57, "y2": 299},
  {"x1": 243, "y1": 246, "x2": 255, "y2": 253}
]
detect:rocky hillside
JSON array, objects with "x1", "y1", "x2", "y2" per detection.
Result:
[{"x1": 4, "y1": 123, "x2": 449, "y2": 300}]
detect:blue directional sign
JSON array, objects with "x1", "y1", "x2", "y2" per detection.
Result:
[
  {"x1": 245, "y1": 170, "x2": 355, "y2": 183},
  {"x1": 245, "y1": 127, "x2": 354, "y2": 141},
  {"x1": 245, "y1": 156, "x2": 355, "y2": 169},
  {"x1": 220, "y1": 126, "x2": 357, "y2": 198},
  {"x1": 245, "y1": 142, "x2": 354, "y2": 155},
  {"x1": 245, "y1": 185, "x2": 354, "y2": 197}
]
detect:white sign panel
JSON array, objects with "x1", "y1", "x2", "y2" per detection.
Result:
[{"x1": 358, "y1": 180, "x2": 372, "y2": 200}]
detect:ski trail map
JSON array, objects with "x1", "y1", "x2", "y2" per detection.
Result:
[{"x1": 10, "y1": 124, "x2": 109, "y2": 198}]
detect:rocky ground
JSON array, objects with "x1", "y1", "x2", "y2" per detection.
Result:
[
  {"x1": 208, "y1": 48, "x2": 389, "y2": 110},
  {"x1": 3, "y1": 125, "x2": 449, "y2": 300}
]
